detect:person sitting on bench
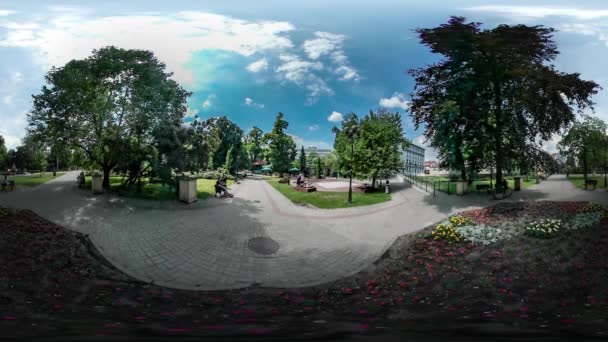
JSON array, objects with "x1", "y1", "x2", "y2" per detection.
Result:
[
  {"x1": 296, "y1": 173, "x2": 304, "y2": 187},
  {"x1": 215, "y1": 176, "x2": 233, "y2": 198}
]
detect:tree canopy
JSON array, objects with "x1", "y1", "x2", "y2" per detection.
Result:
[
  {"x1": 558, "y1": 115, "x2": 608, "y2": 179},
  {"x1": 333, "y1": 110, "x2": 407, "y2": 188},
  {"x1": 28, "y1": 46, "x2": 191, "y2": 188},
  {"x1": 409, "y1": 17, "x2": 600, "y2": 182}
]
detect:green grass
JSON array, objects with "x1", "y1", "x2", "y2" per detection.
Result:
[
  {"x1": 266, "y1": 178, "x2": 391, "y2": 209},
  {"x1": 12, "y1": 172, "x2": 66, "y2": 187},
  {"x1": 566, "y1": 174, "x2": 607, "y2": 190},
  {"x1": 409, "y1": 175, "x2": 536, "y2": 194},
  {"x1": 84, "y1": 176, "x2": 234, "y2": 200}
]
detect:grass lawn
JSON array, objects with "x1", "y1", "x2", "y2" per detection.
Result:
[
  {"x1": 84, "y1": 176, "x2": 233, "y2": 200},
  {"x1": 411, "y1": 175, "x2": 536, "y2": 194},
  {"x1": 266, "y1": 178, "x2": 390, "y2": 209},
  {"x1": 567, "y1": 174, "x2": 607, "y2": 190},
  {"x1": 12, "y1": 172, "x2": 66, "y2": 187}
]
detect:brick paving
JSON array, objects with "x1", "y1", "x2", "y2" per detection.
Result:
[{"x1": 0, "y1": 171, "x2": 603, "y2": 291}]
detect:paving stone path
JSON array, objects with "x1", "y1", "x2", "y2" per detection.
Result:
[{"x1": 0, "y1": 171, "x2": 604, "y2": 290}]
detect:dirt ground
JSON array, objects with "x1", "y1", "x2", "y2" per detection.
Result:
[{"x1": 1, "y1": 202, "x2": 607, "y2": 340}]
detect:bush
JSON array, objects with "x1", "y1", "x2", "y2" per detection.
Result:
[
  {"x1": 278, "y1": 178, "x2": 289, "y2": 184},
  {"x1": 448, "y1": 170, "x2": 461, "y2": 181},
  {"x1": 525, "y1": 219, "x2": 561, "y2": 239},
  {"x1": 200, "y1": 170, "x2": 236, "y2": 180},
  {"x1": 563, "y1": 212, "x2": 602, "y2": 231},
  {"x1": 455, "y1": 224, "x2": 514, "y2": 245},
  {"x1": 0, "y1": 207, "x2": 9, "y2": 219}
]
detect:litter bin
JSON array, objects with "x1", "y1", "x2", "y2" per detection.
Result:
[
  {"x1": 514, "y1": 177, "x2": 521, "y2": 191},
  {"x1": 179, "y1": 177, "x2": 198, "y2": 203}
]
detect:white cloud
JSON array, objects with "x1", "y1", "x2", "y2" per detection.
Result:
[
  {"x1": 301, "y1": 31, "x2": 361, "y2": 82},
  {"x1": 0, "y1": 112, "x2": 26, "y2": 149},
  {"x1": 246, "y1": 58, "x2": 268, "y2": 73},
  {"x1": 327, "y1": 111, "x2": 343, "y2": 122},
  {"x1": 244, "y1": 97, "x2": 264, "y2": 109},
  {"x1": 2, "y1": 95, "x2": 13, "y2": 104},
  {"x1": 308, "y1": 124, "x2": 320, "y2": 131},
  {"x1": 275, "y1": 54, "x2": 332, "y2": 102},
  {"x1": 379, "y1": 92, "x2": 410, "y2": 111},
  {"x1": 202, "y1": 96, "x2": 213, "y2": 110},
  {"x1": 185, "y1": 108, "x2": 199, "y2": 118},
  {"x1": 289, "y1": 134, "x2": 332, "y2": 150},
  {"x1": 0, "y1": 10, "x2": 295, "y2": 85},
  {"x1": 466, "y1": 5, "x2": 608, "y2": 20},
  {"x1": 302, "y1": 31, "x2": 345, "y2": 59},
  {"x1": 0, "y1": 10, "x2": 16, "y2": 16}
]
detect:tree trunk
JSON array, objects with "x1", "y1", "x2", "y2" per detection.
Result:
[
  {"x1": 583, "y1": 146, "x2": 588, "y2": 181},
  {"x1": 371, "y1": 176, "x2": 376, "y2": 190},
  {"x1": 102, "y1": 166, "x2": 111, "y2": 189},
  {"x1": 493, "y1": 78, "x2": 504, "y2": 188}
]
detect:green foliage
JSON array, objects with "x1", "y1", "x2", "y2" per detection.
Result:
[
  {"x1": 409, "y1": 17, "x2": 599, "y2": 184},
  {"x1": 263, "y1": 113, "x2": 294, "y2": 175},
  {"x1": 0, "y1": 135, "x2": 7, "y2": 169},
  {"x1": 299, "y1": 145, "x2": 307, "y2": 176},
  {"x1": 333, "y1": 110, "x2": 407, "y2": 187},
  {"x1": 224, "y1": 146, "x2": 235, "y2": 174},
  {"x1": 244, "y1": 126, "x2": 264, "y2": 167},
  {"x1": 210, "y1": 116, "x2": 243, "y2": 171},
  {"x1": 28, "y1": 46, "x2": 191, "y2": 188},
  {"x1": 563, "y1": 212, "x2": 602, "y2": 231},
  {"x1": 558, "y1": 115, "x2": 608, "y2": 178}
]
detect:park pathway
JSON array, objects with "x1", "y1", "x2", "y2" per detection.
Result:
[{"x1": 0, "y1": 172, "x2": 604, "y2": 290}]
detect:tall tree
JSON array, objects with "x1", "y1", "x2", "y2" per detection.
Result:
[
  {"x1": 299, "y1": 145, "x2": 307, "y2": 175},
  {"x1": 333, "y1": 110, "x2": 407, "y2": 189},
  {"x1": 558, "y1": 115, "x2": 607, "y2": 180},
  {"x1": 211, "y1": 116, "x2": 243, "y2": 171},
  {"x1": 263, "y1": 112, "x2": 292, "y2": 176},
  {"x1": 409, "y1": 17, "x2": 599, "y2": 186},
  {"x1": 0, "y1": 135, "x2": 7, "y2": 169},
  {"x1": 29, "y1": 46, "x2": 190, "y2": 188},
  {"x1": 244, "y1": 126, "x2": 264, "y2": 166}
]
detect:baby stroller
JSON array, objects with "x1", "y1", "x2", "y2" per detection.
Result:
[{"x1": 215, "y1": 177, "x2": 234, "y2": 198}]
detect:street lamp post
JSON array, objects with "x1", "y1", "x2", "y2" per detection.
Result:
[
  {"x1": 347, "y1": 125, "x2": 359, "y2": 204},
  {"x1": 287, "y1": 148, "x2": 293, "y2": 185}
]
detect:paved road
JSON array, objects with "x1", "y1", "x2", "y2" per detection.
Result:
[{"x1": 0, "y1": 172, "x2": 604, "y2": 290}]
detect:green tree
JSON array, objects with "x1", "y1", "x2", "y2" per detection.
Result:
[
  {"x1": 315, "y1": 155, "x2": 322, "y2": 178},
  {"x1": 298, "y1": 145, "x2": 307, "y2": 175},
  {"x1": 321, "y1": 151, "x2": 338, "y2": 177},
  {"x1": 0, "y1": 135, "x2": 7, "y2": 169},
  {"x1": 224, "y1": 146, "x2": 235, "y2": 173},
  {"x1": 29, "y1": 46, "x2": 190, "y2": 188},
  {"x1": 409, "y1": 17, "x2": 599, "y2": 186},
  {"x1": 558, "y1": 115, "x2": 608, "y2": 180},
  {"x1": 211, "y1": 116, "x2": 243, "y2": 171},
  {"x1": 244, "y1": 126, "x2": 264, "y2": 167},
  {"x1": 333, "y1": 110, "x2": 408, "y2": 189},
  {"x1": 263, "y1": 113, "x2": 292, "y2": 176}
]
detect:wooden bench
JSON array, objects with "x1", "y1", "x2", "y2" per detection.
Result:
[
  {"x1": 476, "y1": 183, "x2": 491, "y2": 194},
  {"x1": 584, "y1": 179, "x2": 598, "y2": 190}
]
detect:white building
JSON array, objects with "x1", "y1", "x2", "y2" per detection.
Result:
[{"x1": 400, "y1": 142, "x2": 425, "y2": 175}]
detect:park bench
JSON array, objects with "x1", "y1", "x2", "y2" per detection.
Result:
[
  {"x1": 476, "y1": 183, "x2": 491, "y2": 194},
  {"x1": 584, "y1": 179, "x2": 598, "y2": 190}
]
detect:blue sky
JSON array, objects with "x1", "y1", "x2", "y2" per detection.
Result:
[{"x1": 2, "y1": 1, "x2": 608, "y2": 160}]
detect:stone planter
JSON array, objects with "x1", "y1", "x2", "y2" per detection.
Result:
[
  {"x1": 455, "y1": 180, "x2": 467, "y2": 195},
  {"x1": 91, "y1": 175, "x2": 103, "y2": 194},
  {"x1": 514, "y1": 177, "x2": 521, "y2": 191},
  {"x1": 179, "y1": 177, "x2": 198, "y2": 203}
]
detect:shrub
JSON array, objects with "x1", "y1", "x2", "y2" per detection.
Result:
[
  {"x1": 454, "y1": 224, "x2": 514, "y2": 245},
  {"x1": 278, "y1": 178, "x2": 289, "y2": 184},
  {"x1": 0, "y1": 207, "x2": 9, "y2": 219},
  {"x1": 563, "y1": 212, "x2": 602, "y2": 231},
  {"x1": 525, "y1": 219, "x2": 561, "y2": 239},
  {"x1": 430, "y1": 221, "x2": 464, "y2": 243},
  {"x1": 448, "y1": 170, "x2": 461, "y2": 181},
  {"x1": 200, "y1": 171, "x2": 236, "y2": 180}
]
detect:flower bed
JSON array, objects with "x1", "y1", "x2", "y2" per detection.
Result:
[
  {"x1": 455, "y1": 224, "x2": 515, "y2": 245},
  {"x1": 563, "y1": 212, "x2": 602, "y2": 231}
]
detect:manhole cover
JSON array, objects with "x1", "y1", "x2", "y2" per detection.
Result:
[{"x1": 247, "y1": 237, "x2": 280, "y2": 255}]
